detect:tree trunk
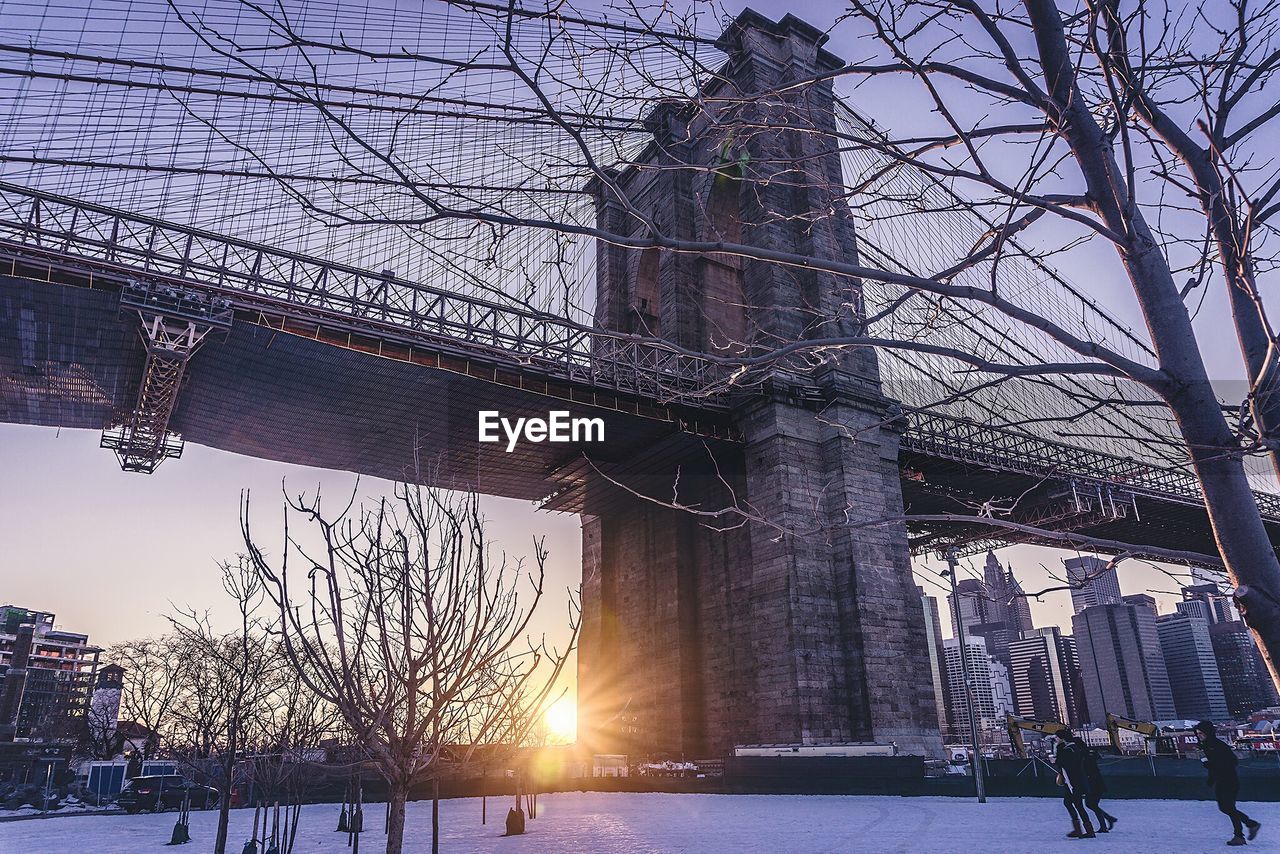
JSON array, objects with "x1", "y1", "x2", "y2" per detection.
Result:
[
  {"x1": 287, "y1": 801, "x2": 301, "y2": 854},
  {"x1": 1023, "y1": 0, "x2": 1280, "y2": 695},
  {"x1": 1130, "y1": 240, "x2": 1280, "y2": 691},
  {"x1": 1126, "y1": 235, "x2": 1280, "y2": 691},
  {"x1": 385, "y1": 783, "x2": 408, "y2": 854},
  {"x1": 214, "y1": 756, "x2": 234, "y2": 854},
  {"x1": 1119, "y1": 45, "x2": 1280, "y2": 484},
  {"x1": 1172, "y1": 396, "x2": 1280, "y2": 689},
  {"x1": 1188, "y1": 160, "x2": 1280, "y2": 482},
  {"x1": 1205, "y1": 212, "x2": 1280, "y2": 481}
]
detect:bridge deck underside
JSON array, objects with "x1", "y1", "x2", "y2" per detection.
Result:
[
  {"x1": 6, "y1": 275, "x2": 1280, "y2": 563},
  {"x1": 899, "y1": 450, "x2": 1280, "y2": 562},
  {"x1": 0, "y1": 277, "x2": 727, "y2": 506}
]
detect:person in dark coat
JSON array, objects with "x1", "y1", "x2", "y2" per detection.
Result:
[
  {"x1": 1195, "y1": 721, "x2": 1261, "y2": 846},
  {"x1": 1075, "y1": 735, "x2": 1117, "y2": 832},
  {"x1": 1051, "y1": 730, "x2": 1096, "y2": 839}
]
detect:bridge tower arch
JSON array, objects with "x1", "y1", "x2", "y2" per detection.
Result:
[{"x1": 579, "y1": 10, "x2": 943, "y2": 758}]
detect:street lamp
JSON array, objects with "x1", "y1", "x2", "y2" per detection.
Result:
[{"x1": 942, "y1": 548, "x2": 987, "y2": 803}]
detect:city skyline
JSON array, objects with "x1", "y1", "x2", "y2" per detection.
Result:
[{"x1": 925, "y1": 554, "x2": 1277, "y2": 729}]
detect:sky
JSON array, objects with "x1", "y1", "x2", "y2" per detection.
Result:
[
  {"x1": 0, "y1": 0, "x2": 1252, "y2": 675},
  {"x1": 0, "y1": 424, "x2": 585, "y2": 647},
  {"x1": 0, "y1": 420, "x2": 1194, "y2": 647}
]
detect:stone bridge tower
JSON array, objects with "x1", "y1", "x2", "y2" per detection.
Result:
[{"x1": 578, "y1": 10, "x2": 943, "y2": 758}]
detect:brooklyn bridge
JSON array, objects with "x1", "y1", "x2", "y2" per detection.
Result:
[{"x1": 2, "y1": 1, "x2": 1276, "y2": 758}]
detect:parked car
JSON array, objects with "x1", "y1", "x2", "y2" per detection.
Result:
[{"x1": 116, "y1": 775, "x2": 218, "y2": 813}]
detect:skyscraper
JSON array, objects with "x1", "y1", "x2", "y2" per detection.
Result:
[
  {"x1": 942, "y1": 636, "x2": 1013, "y2": 737},
  {"x1": 1008, "y1": 626, "x2": 1089, "y2": 727},
  {"x1": 947, "y1": 576, "x2": 1010, "y2": 672},
  {"x1": 1156, "y1": 612, "x2": 1228, "y2": 721},
  {"x1": 947, "y1": 552, "x2": 1035, "y2": 672},
  {"x1": 985, "y1": 551, "x2": 1034, "y2": 634},
  {"x1": 1064, "y1": 555, "x2": 1123, "y2": 614},
  {"x1": 991, "y1": 657, "x2": 1015, "y2": 723},
  {"x1": 919, "y1": 588, "x2": 950, "y2": 735},
  {"x1": 1073, "y1": 596, "x2": 1175, "y2": 724},
  {"x1": 1210, "y1": 620, "x2": 1280, "y2": 718},
  {"x1": 1179, "y1": 583, "x2": 1240, "y2": 625},
  {"x1": 1192, "y1": 565, "x2": 1228, "y2": 587},
  {"x1": 948, "y1": 578, "x2": 993, "y2": 631},
  {"x1": 1175, "y1": 598, "x2": 1215, "y2": 624}
]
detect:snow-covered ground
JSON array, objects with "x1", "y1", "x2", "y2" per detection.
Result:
[{"x1": 2, "y1": 792, "x2": 1277, "y2": 853}]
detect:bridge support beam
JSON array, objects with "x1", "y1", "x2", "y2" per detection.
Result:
[
  {"x1": 739, "y1": 378, "x2": 941, "y2": 753},
  {"x1": 100, "y1": 280, "x2": 231, "y2": 472}
]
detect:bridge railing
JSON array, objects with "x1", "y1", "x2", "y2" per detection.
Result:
[{"x1": 0, "y1": 182, "x2": 726, "y2": 407}]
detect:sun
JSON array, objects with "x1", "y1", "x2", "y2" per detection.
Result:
[{"x1": 544, "y1": 696, "x2": 577, "y2": 744}]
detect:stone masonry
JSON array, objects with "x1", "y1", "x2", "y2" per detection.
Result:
[{"x1": 577, "y1": 10, "x2": 943, "y2": 758}]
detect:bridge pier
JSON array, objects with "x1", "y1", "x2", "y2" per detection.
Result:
[
  {"x1": 578, "y1": 373, "x2": 941, "y2": 758},
  {"x1": 739, "y1": 375, "x2": 940, "y2": 754},
  {"x1": 578, "y1": 10, "x2": 942, "y2": 758}
]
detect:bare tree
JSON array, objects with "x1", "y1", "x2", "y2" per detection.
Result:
[
  {"x1": 237, "y1": 654, "x2": 342, "y2": 854},
  {"x1": 108, "y1": 636, "x2": 187, "y2": 761},
  {"x1": 168, "y1": 558, "x2": 282, "y2": 854},
  {"x1": 240, "y1": 484, "x2": 577, "y2": 854},
  {"x1": 823, "y1": 0, "x2": 1280, "y2": 686},
  {"x1": 80, "y1": 688, "x2": 125, "y2": 763}
]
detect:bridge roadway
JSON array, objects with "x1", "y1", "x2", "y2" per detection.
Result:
[{"x1": 1, "y1": 182, "x2": 1277, "y2": 565}]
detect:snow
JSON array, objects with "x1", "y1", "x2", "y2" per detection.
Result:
[{"x1": 2, "y1": 792, "x2": 1277, "y2": 853}]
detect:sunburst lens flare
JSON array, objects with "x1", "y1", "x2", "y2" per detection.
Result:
[{"x1": 545, "y1": 696, "x2": 577, "y2": 744}]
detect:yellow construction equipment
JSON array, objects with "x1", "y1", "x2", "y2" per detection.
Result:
[
  {"x1": 1006, "y1": 714, "x2": 1070, "y2": 759},
  {"x1": 1105, "y1": 713, "x2": 1177, "y2": 755}
]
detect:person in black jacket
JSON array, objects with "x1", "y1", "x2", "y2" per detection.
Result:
[
  {"x1": 1075, "y1": 735, "x2": 1117, "y2": 832},
  {"x1": 1051, "y1": 730, "x2": 1096, "y2": 839},
  {"x1": 1195, "y1": 720, "x2": 1261, "y2": 846}
]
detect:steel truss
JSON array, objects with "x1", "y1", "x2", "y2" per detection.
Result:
[
  {"x1": 99, "y1": 280, "x2": 233, "y2": 472},
  {"x1": 909, "y1": 480, "x2": 1143, "y2": 559},
  {"x1": 0, "y1": 182, "x2": 722, "y2": 407},
  {"x1": 899, "y1": 410, "x2": 1280, "y2": 523},
  {"x1": 1016, "y1": 480, "x2": 1140, "y2": 529}
]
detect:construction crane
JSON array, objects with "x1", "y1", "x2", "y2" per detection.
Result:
[
  {"x1": 1105, "y1": 713, "x2": 1178, "y2": 756},
  {"x1": 1006, "y1": 715, "x2": 1070, "y2": 759}
]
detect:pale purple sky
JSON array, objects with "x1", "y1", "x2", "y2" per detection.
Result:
[
  {"x1": 0, "y1": 0, "x2": 1250, "y2": 653},
  {"x1": 0, "y1": 423, "x2": 1194, "y2": 647}
]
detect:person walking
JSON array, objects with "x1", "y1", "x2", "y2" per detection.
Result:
[
  {"x1": 1076, "y1": 735, "x2": 1117, "y2": 833},
  {"x1": 1051, "y1": 730, "x2": 1096, "y2": 840},
  {"x1": 1195, "y1": 720, "x2": 1261, "y2": 846}
]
